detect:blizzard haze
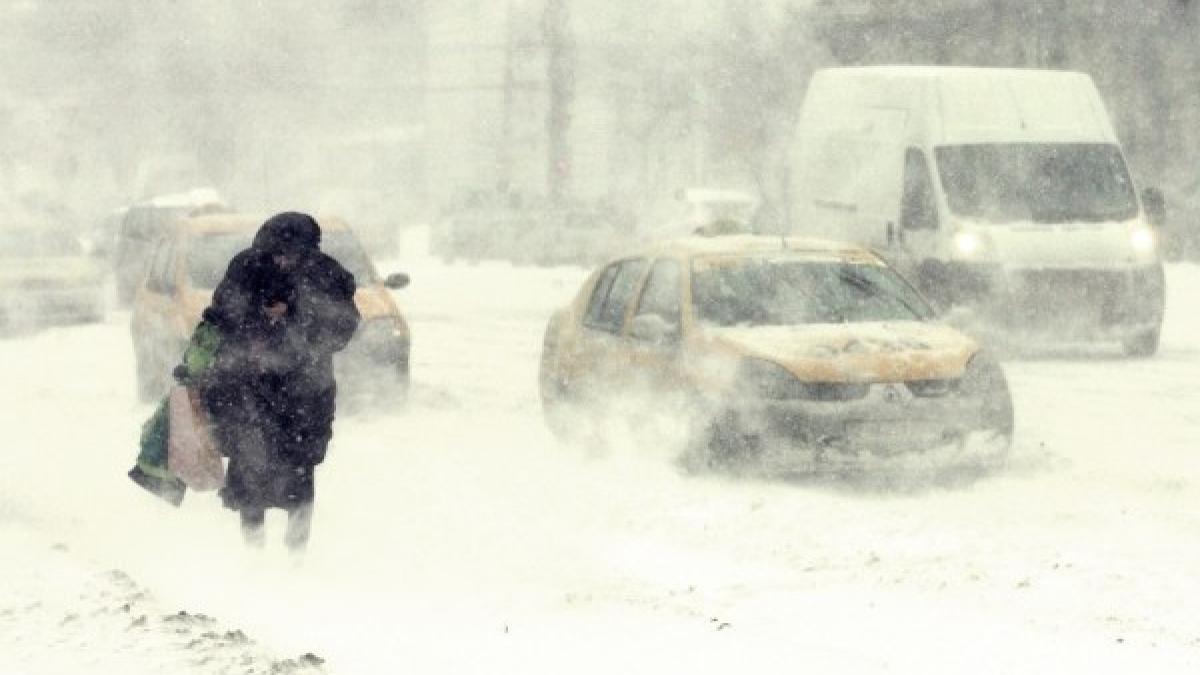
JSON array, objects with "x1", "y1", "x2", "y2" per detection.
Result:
[{"x1": 2, "y1": 2, "x2": 1200, "y2": 675}]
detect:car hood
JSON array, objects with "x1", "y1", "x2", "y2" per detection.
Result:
[
  {"x1": 0, "y1": 257, "x2": 104, "y2": 288},
  {"x1": 705, "y1": 321, "x2": 978, "y2": 383}
]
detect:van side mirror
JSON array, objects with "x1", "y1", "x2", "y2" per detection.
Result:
[
  {"x1": 1142, "y1": 187, "x2": 1166, "y2": 228},
  {"x1": 384, "y1": 272, "x2": 410, "y2": 290}
]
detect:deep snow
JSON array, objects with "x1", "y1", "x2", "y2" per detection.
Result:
[{"x1": 2, "y1": 232, "x2": 1199, "y2": 674}]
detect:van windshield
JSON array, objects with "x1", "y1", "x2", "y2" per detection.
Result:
[
  {"x1": 692, "y1": 257, "x2": 933, "y2": 327},
  {"x1": 935, "y1": 143, "x2": 1138, "y2": 224}
]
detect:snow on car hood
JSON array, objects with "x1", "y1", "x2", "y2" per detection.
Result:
[{"x1": 706, "y1": 321, "x2": 978, "y2": 383}]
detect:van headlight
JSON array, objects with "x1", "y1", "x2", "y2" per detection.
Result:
[
  {"x1": 1130, "y1": 226, "x2": 1157, "y2": 254},
  {"x1": 953, "y1": 231, "x2": 985, "y2": 257}
]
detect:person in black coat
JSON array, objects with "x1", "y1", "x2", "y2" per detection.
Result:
[{"x1": 200, "y1": 212, "x2": 360, "y2": 551}]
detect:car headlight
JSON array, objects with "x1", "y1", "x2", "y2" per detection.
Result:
[
  {"x1": 358, "y1": 317, "x2": 406, "y2": 342},
  {"x1": 738, "y1": 359, "x2": 802, "y2": 400}
]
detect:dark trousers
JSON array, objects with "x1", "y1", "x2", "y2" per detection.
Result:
[{"x1": 240, "y1": 502, "x2": 314, "y2": 552}]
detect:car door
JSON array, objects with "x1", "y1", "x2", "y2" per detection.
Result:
[
  {"x1": 572, "y1": 258, "x2": 648, "y2": 401},
  {"x1": 625, "y1": 257, "x2": 686, "y2": 395}
]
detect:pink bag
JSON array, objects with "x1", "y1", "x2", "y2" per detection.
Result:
[{"x1": 167, "y1": 386, "x2": 225, "y2": 491}]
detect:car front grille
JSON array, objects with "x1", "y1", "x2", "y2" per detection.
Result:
[{"x1": 905, "y1": 379, "x2": 957, "y2": 398}]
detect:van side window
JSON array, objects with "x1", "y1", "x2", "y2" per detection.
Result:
[
  {"x1": 901, "y1": 148, "x2": 938, "y2": 230},
  {"x1": 585, "y1": 259, "x2": 647, "y2": 334}
]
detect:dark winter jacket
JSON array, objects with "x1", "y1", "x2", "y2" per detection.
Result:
[{"x1": 201, "y1": 212, "x2": 360, "y2": 511}]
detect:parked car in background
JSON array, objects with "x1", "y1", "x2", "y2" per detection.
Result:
[
  {"x1": 130, "y1": 212, "x2": 412, "y2": 404},
  {"x1": 539, "y1": 227, "x2": 1013, "y2": 470},
  {"x1": 113, "y1": 188, "x2": 228, "y2": 306},
  {"x1": 0, "y1": 226, "x2": 106, "y2": 330}
]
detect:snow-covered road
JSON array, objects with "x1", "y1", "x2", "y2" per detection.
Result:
[{"x1": 3, "y1": 246, "x2": 1199, "y2": 674}]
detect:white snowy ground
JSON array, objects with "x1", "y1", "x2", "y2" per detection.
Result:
[{"x1": 2, "y1": 230, "x2": 1200, "y2": 674}]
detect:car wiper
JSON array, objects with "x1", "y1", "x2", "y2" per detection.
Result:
[{"x1": 838, "y1": 270, "x2": 922, "y2": 319}]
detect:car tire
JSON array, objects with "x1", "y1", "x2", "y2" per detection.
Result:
[
  {"x1": 702, "y1": 408, "x2": 763, "y2": 470},
  {"x1": 1122, "y1": 327, "x2": 1161, "y2": 358},
  {"x1": 959, "y1": 354, "x2": 1014, "y2": 463}
]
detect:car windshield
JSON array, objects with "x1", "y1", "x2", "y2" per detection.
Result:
[
  {"x1": 187, "y1": 230, "x2": 378, "y2": 288},
  {"x1": 935, "y1": 143, "x2": 1138, "y2": 224},
  {"x1": 692, "y1": 256, "x2": 933, "y2": 327},
  {"x1": 0, "y1": 229, "x2": 83, "y2": 258}
]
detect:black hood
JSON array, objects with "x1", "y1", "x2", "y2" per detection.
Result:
[{"x1": 252, "y1": 212, "x2": 321, "y2": 255}]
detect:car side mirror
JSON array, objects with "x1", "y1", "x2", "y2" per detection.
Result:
[
  {"x1": 1142, "y1": 187, "x2": 1166, "y2": 228},
  {"x1": 384, "y1": 272, "x2": 410, "y2": 290},
  {"x1": 629, "y1": 313, "x2": 680, "y2": 345}
]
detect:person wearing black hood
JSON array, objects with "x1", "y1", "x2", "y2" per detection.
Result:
[{"x1": 200, "y1": 212, "x2": 360, "y2": 551}]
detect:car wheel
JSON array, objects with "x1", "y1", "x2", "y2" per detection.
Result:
[
  {"x1": 959, "y1": 354, "x2": 1014, "y2": 463},
  {"x1": 1122, "y1": 327, "x2": 1160, "y2": 358},
  {"x1": 703, "y1": 408, "x2": 763, "y2": 470}
]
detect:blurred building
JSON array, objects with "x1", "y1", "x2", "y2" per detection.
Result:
[{"x1": 423, "y1": 0, "x2": 789, "y2": 220}]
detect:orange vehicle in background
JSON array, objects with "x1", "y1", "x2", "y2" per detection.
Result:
[{"x1": 130, "y1": 212, "x2": 411, "y2": 405}]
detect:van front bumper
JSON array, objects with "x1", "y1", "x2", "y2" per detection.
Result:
[{"x1": 945, "y1": 262, "x2": 1164, "y2": 338}]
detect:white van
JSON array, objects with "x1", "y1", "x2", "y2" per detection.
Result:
[{"x1": 788, "y1": 66, "x2": 1166, "y2": 356}]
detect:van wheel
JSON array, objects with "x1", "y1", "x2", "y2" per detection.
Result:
[{"x1": 1122, "y1": 327, "x2": 1160, "y2": 358}]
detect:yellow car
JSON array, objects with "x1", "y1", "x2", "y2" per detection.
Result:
[
  {"x1": 539, "y1": 230, "x2": 1013, "y2": 468},
  {"x1": 130, "y1": 212, "x2": 411, "y2": 403}
]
